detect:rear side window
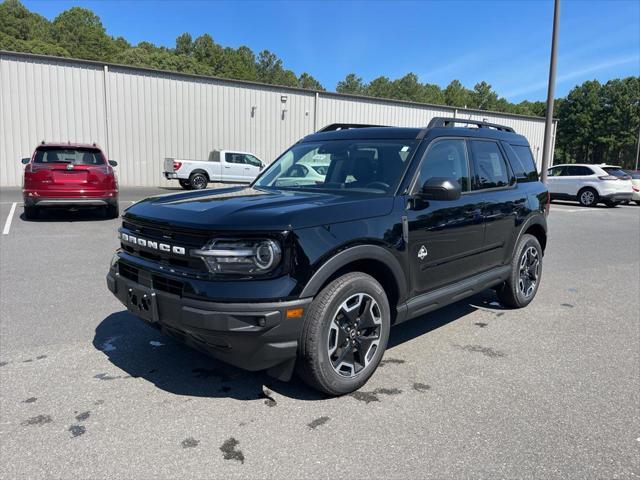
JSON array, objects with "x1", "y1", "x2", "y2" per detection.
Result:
[
  {"x1": 603, "y1": 167, "x2": 630, "y2": 179},
  {"x1": 566, "y1": 166, "x2": 594, "y2": 176},
  {"x1": 469, "y1": 140, "x2": 512, "y2": 190},
  {"x1": 505, "y1": 144, "x2": 539, "y2": 182},
  {"x1": 34, "y1": 147, "x2": 105, "y2": 165}
]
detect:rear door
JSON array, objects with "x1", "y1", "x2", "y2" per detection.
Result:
[
  {"x1": 406, "y1": 138, "x2": 485, "y2": 295},
  {"x1": 564, "y1": 165, "x2": 595, "y2": 196},
  {"x1": 467, "y1": 139, "x2": 522, "y2": 270}
]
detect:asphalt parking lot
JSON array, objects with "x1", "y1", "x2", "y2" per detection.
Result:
[{"x1": 1, "y1": 187, "x2": 638, "y2": 479}]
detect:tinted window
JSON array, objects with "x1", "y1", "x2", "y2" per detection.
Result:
[
  {"x1": 547, "y1": 166, "x2": 565, "y2": 177},
  {"x1": 33, "y1": 147, "x2": 105, "y2": 165},
  {"x1": 603, "y1": 167, "x2": 630, "y2": 179},
  {"x1": 255, "y1": 139, "x2": 416, "y2": 194},
  {"x1": 566, "y1": 166, "x2": 594, "y2": 176},
  {"x1": 414, "y1": 139, "x2": 470, "y2": 192},
  {"x1": 245, "y1": 155, "x2": 262, "y2": 167},
  {"x1": 225, "y1": 153, "x2": 245, "y2": 164},
  {"x1": 469, "y1": 140, "x2": 512, "y2": 189},
  {"x1": 507, "y1": 144, "x2": 539, "y2": 181}
]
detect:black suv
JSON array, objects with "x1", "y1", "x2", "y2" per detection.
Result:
[{"x1": 107, "y1": 118, "x2": 548, "y2": 395}]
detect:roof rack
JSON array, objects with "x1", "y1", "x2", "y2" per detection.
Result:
[
  {"x1": 318, "y1": 123, "x2": 387, "y2": 132},
  {"x1": 417, "y1": 117, "x2": 515, "y2": 138}
]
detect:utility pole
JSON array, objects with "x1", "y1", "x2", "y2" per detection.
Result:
[
  {"x1": 540, "y1": 0, "x2": 560, "y2": 183},
  {"x1": 635, "y1": 125, "x2": 640, "y2": 170}
]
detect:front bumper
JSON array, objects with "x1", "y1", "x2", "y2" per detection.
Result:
[{"x1": 106, "y1": 269, "x2": 311, "y2": 374}]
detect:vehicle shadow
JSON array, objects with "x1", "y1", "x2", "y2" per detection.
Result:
[
  {"x1": 20, "y1": 207, "x2": 111, "y2": 222},
  {"x1": 93, "y1": 292, "x2": 494, "y2": 401}
]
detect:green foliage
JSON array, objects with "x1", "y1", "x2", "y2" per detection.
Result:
[
  {"x1": 555, "y1": 78, "x2": 640, "y2": 168},
  {"x1": 1, "y1": 0, "x2": 638, "y2": 167}
]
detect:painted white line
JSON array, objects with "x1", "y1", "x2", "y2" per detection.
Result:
[{"x1": 2, "y1": 202, "x2": 17, "y2": 235}]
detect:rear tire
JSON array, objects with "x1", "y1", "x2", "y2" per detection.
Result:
[
  {"x1": 297, "y1": 272, "x2": 390, "y2": 396},
  {"x1": 105, "y1": 202, "x2": 119, "y2": 219},
  {"x1": 24, "y1": 206, "x2": 39, "y2": 220},
  {"x1": 189, "y1": 172, "x2": 208, "y2": 190},
  {"x1": 578, "y1": 187, "x2": 598, "y2": 207},
  {"x1": 496, "y1": 233, "x2": 543, "y2": 309},
  {"x1": 179, "y1": 179, "x2": 192, "y2": 190}
]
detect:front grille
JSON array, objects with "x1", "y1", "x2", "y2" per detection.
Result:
[
  {"x1": 120, "y1": 218, "x2": 209, "y2": 272},
  {"x1": 152, "y1": 275, "x2": 184, "y2": 296},
  {"x1": 118, "y1": 262, "x2": 139, "y2": 283}
]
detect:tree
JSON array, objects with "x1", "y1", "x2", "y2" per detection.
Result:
[
  {"x1": 366, "y1": 76, "x2": 394, "y2": 99},
  {"x1": 336, "y1": 73, "x2": 365, "y2": 95},
  {"x1": 175, "y1": 32, "x2": 193, "y2": 56},
  {"x1": 470, "y1": 81, "x2": 498, "y2": 110},
  {"x1": 51, "y1": 7, "x2": 115, "y2": 61},
  {"x1": 443, "y1": 80, "x2": 471, "y2": 107},
  {"x1": 298, "y1": 72, "x2": 324, "y2": 91}
]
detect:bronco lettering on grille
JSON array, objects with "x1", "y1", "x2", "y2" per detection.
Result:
[{"x1": 119, "y1": 232, "x2": 186, "y2": 255}]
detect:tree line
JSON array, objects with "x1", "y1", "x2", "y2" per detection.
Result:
[{"x1": 1, "y1": 0, "x2": 638, "y2": 168}]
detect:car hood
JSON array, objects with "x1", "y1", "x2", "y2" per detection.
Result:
[{"x1": 124, "y1": 186, "x2": 395, "y2": 231}]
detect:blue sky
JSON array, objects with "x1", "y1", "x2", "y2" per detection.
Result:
[{"x1": 24, "y1": 0, "x2": 640, "y2": 102}]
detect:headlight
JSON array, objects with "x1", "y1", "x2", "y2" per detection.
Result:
[{"x1": 192, "y1": 238, "x2": 282, "y2": 274}]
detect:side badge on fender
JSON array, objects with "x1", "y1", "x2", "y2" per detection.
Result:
[{"x1": 418, "y1": 245, "x2": 428, "y2": 260}]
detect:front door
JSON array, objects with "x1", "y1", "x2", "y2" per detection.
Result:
[
  {"x1": 224, "y1": 152, "x2": 247, "y2": 181},
  {"x1": 406, "y1": 138, "x2": 485, "y2": 296}
]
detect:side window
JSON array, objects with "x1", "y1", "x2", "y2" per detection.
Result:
[
  {"x1": 225, "y1": 153, "x2": 245, "y2": 164},
  {"x1": 505, "y1": 144, "x2": 539, "y2": 182},
  {"x1": 547, "y1": 166, "x2": 564, "y2": 177},
  {"x1": 244, "y1": 155, "x2": 262, "y2": 167},
  {"x1": 566, "y1": 166, "x2": 594, "y2": 176},
  {"x1": 469, "y1": 140, "x2": 512, "y2": 190},
  {"x1": 414, "y1": 139, "x2": 470, "y2": 192}
]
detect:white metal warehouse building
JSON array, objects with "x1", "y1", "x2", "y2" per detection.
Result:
[{"x1": 0, "y1": 50, "x2": 556, "y2": 187}]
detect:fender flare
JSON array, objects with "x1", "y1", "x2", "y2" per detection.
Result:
[
  {"x1": 300, "y1": 245, "x2": 408, "y2": 301},
  {"x1": 189, "y1": 169, "x2": 210, "y2": 181},
  {"x1": 514, "y1": 214, "x2": 547, "y2": 253}
]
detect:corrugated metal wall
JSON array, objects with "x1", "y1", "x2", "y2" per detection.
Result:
[{"x1": 1, "y1": 51, "x2": 553, "y2": 187}]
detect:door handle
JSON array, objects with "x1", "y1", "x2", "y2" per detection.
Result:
[{"x1": 224, "y1": 165, "x2": 231, "y2": 169}]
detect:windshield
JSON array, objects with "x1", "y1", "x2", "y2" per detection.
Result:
[
  {"x1": 254, "y1": 139, "x2": 417, "y2": 194},
  {"x1": 34, "y1": 147, "x2": 105, "y2": 165}
]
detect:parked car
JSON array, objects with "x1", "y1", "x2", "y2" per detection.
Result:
[
  {"x1": 623, "y1": 170, "x2": 640, "y2": 205},
  {"x1": 22, "y1": 142, "x2": 119, "y2": 219},
  {"x1": 107, "y1": 118, "x2": 548, "y2": 395},
  {"x1": 273, "y1": 159, "x2": 330, "y2": 187},
  {"x1": 546, "y1": 163, "x2": 632, "y2": 207},
  {"x1": 163, "y1": 149, "x2": 264, "y2": 190}
]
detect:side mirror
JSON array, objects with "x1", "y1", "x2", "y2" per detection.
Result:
[
  {"x1": 419, "y1": 177, "x2": 462, "y2": 201},
  {"x1": 21, "y1": 158, "x2": 30, "y2": 165},
  {"x1": 108, "y1": 160, "x2": 118, "y2": 167}
]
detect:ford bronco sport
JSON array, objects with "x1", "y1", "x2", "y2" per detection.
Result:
[{"x1": 107, "y1": 118, "x2": 548, "y2": 395}]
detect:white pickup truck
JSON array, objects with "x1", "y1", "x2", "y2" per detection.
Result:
[{"x1": 163, "y1": 149, "x2": 265, "y2": 189}]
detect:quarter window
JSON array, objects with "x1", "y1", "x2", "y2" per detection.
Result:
[
  {"x1": 414, "y1": 139, "x2": 470, "y2": 192},
  {"x1": 469, "y1": 140, "x2": 512, "y2": 190}
]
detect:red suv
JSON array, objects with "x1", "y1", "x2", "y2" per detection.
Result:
[{"x1": 22, "y1": 143, "x2": 119, "y2": 219}]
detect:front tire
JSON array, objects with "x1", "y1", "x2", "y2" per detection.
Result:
[
  {"x1": 189, "y1": 172, "x2": 208, "y2": 190},
  {"x1": 297, "y1": 272, "x2": 390, "y2": 396},
  {"x1": 497, "y1": 233, "x2": 543, "y2": 309},
  {"x1": 578, "y1": 187, "x2": 598, "y2": 207}
]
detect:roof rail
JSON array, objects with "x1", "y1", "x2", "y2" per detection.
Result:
[
  {"x1": 417, "y1": 117, "x2": 515, "y2": 138},
  {"x1": 318, "y1": 123, "x2": 387, "y2": 132}
]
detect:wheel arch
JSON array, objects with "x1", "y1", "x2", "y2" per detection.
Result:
[
  {"x1": 189, "y1": 169, "x2": 210, "y2": 181},
  {"x1": 300, "y1": 245, "x2": 408, "y2": 313},
  {"x1": 517, "y1": 215, "x2": 547, "y2": 253}
]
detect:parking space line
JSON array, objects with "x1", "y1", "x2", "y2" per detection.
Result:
[{"x1": 2, "y1": 202, "x2": 17, "y2": 235}]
